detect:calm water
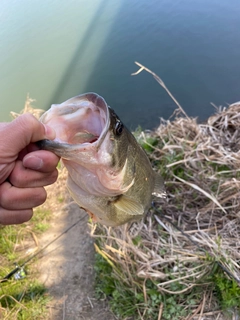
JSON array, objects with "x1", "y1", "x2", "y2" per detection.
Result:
[{"x1": 1, "y1": 0, "x2": 240, "y2": 130}]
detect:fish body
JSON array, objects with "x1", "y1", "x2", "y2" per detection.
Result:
[{"x1": 38, "y1": 93, "x2": 165, "y2": 226}]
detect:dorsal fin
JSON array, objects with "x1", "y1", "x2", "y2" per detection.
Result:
[{"x1": 152, "y1": 173, "x2": 167, "y2": 198}]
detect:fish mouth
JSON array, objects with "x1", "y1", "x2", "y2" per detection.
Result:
[{"x1": 40, "y1": 93, "x2": 110, "y2": 149}]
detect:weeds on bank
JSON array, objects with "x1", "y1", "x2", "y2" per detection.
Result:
[
  {"x1": 212, "y1": 266, "x2": 240, "y2": 310},
  {"x1": 93, "y1": 67, "x2": 240, "y2": 319},
  {"x1": 94, "y1": 252, "x2": 203, "y2": 320},
  {"x1": 0, "y1": 278, "x2": 50, "y2": 320},
  {"x1": 95, "y1": 249, "x2": 240, "y2": 319},
  {"x1": 0, "y1": 208, "x2": 52, "y2": 319}
]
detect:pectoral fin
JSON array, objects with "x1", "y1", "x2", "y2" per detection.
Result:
[
  {"x1": 152, "y1": 173, "x2": 167, "y2": 198},
  {"x1": 114, "y1": 195, "x2": 144, "y2": 216}
]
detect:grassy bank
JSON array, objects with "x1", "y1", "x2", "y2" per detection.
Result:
[
  {"x1": 0, "y1": 208, "x2": 52, "y2": 319},
  {"x1": 92, "y1": 65, "x2": 240, "y2": 319}
]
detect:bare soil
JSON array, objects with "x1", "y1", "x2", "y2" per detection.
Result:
[{"x1": 37, "y1": 170, "x2": 116, "y2": 320}]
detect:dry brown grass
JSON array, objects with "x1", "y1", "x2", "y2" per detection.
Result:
[
  {"x1": 91, "y1": 64, "x2": 240, "y2": 319},
  {"x1": 10, "y1": 94, "x2": 44, "y2": 120}
]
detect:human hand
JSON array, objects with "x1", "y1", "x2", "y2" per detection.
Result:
[{"x1": 0, "y1": 113, "x2": 60, "y2": 225}]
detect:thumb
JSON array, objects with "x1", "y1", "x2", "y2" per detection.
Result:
[{"x1": 0, "y1": 113, "x2": 56, "y2": 154}]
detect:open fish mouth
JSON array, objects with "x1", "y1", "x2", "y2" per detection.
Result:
[{"x1": 40, "y1": 93, "x2": 110, "y2": 150}]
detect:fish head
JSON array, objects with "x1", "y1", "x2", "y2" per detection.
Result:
[{"x1": 39, "y1": 93, "x2": 135, "y2": 194}]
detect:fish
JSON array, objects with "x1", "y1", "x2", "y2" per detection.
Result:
[{"x1": 38, "y1": 93, "x2": 166, "y2": 227}]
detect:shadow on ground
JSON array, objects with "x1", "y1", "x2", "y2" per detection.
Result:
[{"x1": 38, "y1": 191, "x2": 115, "y2": 320}]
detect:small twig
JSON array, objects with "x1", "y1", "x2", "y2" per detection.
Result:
[
  {"x1": 173, "y1": 174, "x2": 226, "y2": 214},
  {"x1": 87, "y1": 296, "x2": 93, "y2": 309},
  {"x1": 186, "y1": 301, "x2": 203, "y2": 320},
  {"x1": 158, "y1": 303, "x2": 163, "y2": 320},
  {"x1": 157, "y1": 284, "x2": 195, "y2": 295},
  {"x1": 198, "y1": 293, "x2": 206, "y2": 320},
  {"x1": 0, "y1": 294, "x2": 27, "y2": 309},
  {"x1": 132, "y1": 61, "x2": 190, "y2": 119}
]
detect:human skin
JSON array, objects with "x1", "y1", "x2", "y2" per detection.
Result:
[{"x1": 0, "y1": 113, "x2": 60, "y2": 225}]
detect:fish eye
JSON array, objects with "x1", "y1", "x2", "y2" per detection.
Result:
[{"x1": 114, "y1": 121, "x2": 124, "y2": 136}]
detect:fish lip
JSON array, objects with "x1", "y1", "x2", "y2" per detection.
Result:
[
  {"x1": 75, "y1": 92, "x2": 110, "y2": 150},
  {"x1": 90, "y1": 93, "x2": 110, "y2": 149},
  {"x1": 41, "y1": 92, "x2": 111, "y2": 151}
]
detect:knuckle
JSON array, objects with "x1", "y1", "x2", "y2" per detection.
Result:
[{"x1": 9, "y1": 169, "x2": 27, "y2": 188}]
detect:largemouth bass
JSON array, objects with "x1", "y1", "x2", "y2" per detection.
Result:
[{"x1": 38, "y1": 93, "x2": 165, "y2": 226}]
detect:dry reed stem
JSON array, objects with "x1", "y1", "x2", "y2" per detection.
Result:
[{"x1": 132, "y1": 62, "x2": 190, "y2": 120}]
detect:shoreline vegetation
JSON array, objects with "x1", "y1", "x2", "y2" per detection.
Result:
[
  {"x1": 0, "y1": 63, "x2": 240, "y2": 319},
  {"x1": 93, "y1": 64, "x2": 240, "y2": 319}
]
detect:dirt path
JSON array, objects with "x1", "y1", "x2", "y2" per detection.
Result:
[{"x1": 37, "y1": 170, "x2": 116, "y2": 320}]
